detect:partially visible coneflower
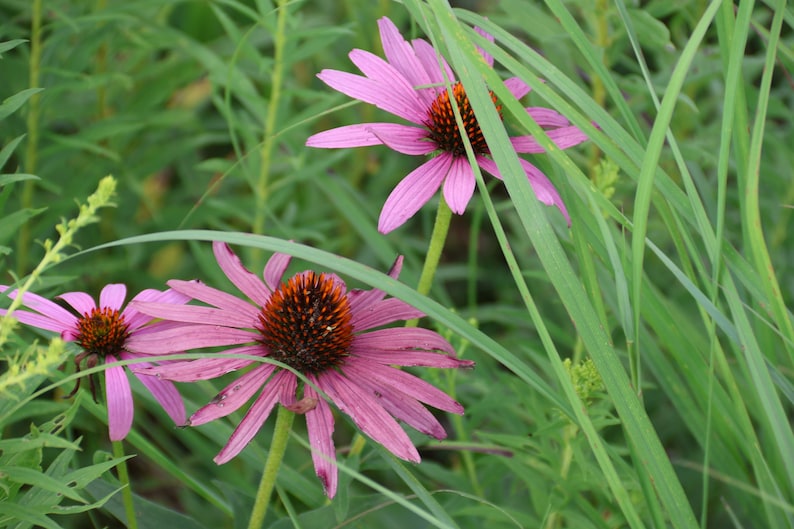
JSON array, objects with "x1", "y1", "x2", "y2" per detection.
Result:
[
  {"x1": 129, "y1": 241, "x2": 474, "y2": 498},
  {"x1": 306, "y1": 16, "x2": 589, "y2": 233},
  {"x1": 0, "y1": 283, "x2": 189, "y2": 441}
]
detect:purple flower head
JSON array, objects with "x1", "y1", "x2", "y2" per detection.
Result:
[
  {"x1": 0, "y1": 283, "x2": 190, "y2": 441},
  {"x1": 130, "y1": 242, "x2": 474, "y2": 498},
  {"x1": 306, "y1": 16, "x2": 589, "y2": 233}
]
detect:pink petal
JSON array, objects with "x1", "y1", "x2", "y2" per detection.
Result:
[
  {"x1": 213, "y1": 242, "x2": 271, "y2": 307},
  {"x1": 319, "y1": 371, "x2": 420, "y2": 462},
  {"x1": 477, "y1": 156, "x2": 570, "y2": 225},
  {"x1": 378, "y1": 154, "x2": 452, "y2": 233},
  {"x1": 134, "y1": 345, "x2": 261, "y2": 381},
  {"x1": 349, "y1": 48, "x2": 431, "y2": 108},
  {"x1": 123, "y1": 287, "x2": 194, "y2": 331},
  {"x1": 442, "y1": 156, "x2": 476, "y2": 214},
  {"x1": 213, "y1": 370, "x2": 292, "y2": 464},
  {"x1": 351, "y1": 297, "x2": 424, "y2": 330},
  {"x1": 346, "y1": 256, "x2": 403, "y2": 313},
  {"x1": 412, "y1": 38, "x2": 455, "y2": 93},
  {"x1": 1, "y1": 287, "x2": 78, "y2": 326},
  {"x1": 353, "y1": 374, "x2": 446, "y2": 439},
  {"x1": 126, "y1": 325, "x2": 258, "y2": 354},
  {"x1": 353, "y1": 327, "x2": 456, "y2": 355},
  {"x1": 510, "y1": 125, "x2": 589, "y2": 153},
  {"x1": 503, "y1": 76, "x2": 531, "y2": 99},
  {"x1": 304, "y1": 380, "x2": 338, "y2": 498},
  {"x1": 365, "y1": 124, "x2": 436, "y2": 155},
  {"x1": 128, "y1": 357, "x2": 186, "y2": 426},
  {"x1": 190, "y1": 364, "x2": 277, "y2": 426},
  {"x1": 57, "y1": 291, "x2": 97, "y2": 316},
  {"x1": 474, "y1": 27, "x2": 495, "y2": 68},
  {"x1": 264, "y1": 252, "x2": 291, "y2": 292},
  {"x1": 525, "y1": 107, "x2": 570, "y2": 127},
  {"x1": 167, "y1": 279, "x2": 257, "y2": 315},
  {"x1": 317, "y1": 69, "x2": 426, "y2": 124},
  {"x1": 131, "y1": 302, "x2": 257, "y2": 328},
  {"x1": 105, "y1": 358, "x2": 134, "y2": 441},
  {"x1": 344, "y1": 357, "x2": 464, "y2": 414},
  {"x1": 99, "y1": 284, "x2": 127, "y2": 312},
  {"x1": 377, "y1": 17, "x2": 435, "y2": 106},
  {"x1": 1, "y1": 308, "x2": 75, "y2": 335},
  {"x1": 518, "y1": 158, "x2": 570, "y2": 225}
]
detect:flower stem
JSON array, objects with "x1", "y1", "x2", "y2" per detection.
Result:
[
  {"x1": 406, "y1": 197, "x2": 453, "y2": 326},
  {"x1": 112, "y1": 440, "x2": 139, "y2": 529},
  {"x1": 17, "y1": 0, "x2": 43, "y2": 276},
  {"x1": 251, "y1": 0, "x2": 288, "y2": 241},
  {"x1": 247, "y1": 405, "x2": 295, "y2": 529}
]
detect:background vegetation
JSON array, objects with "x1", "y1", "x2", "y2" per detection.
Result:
[{"x1": 1, "y1": 0, "x2": 792, "y2": 528}]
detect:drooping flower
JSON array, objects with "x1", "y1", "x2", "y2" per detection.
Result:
[
  {"x1": 0, "y1": 283, "x2": 190, "y2": 441},
  {"x1": 306, "y1": 17, "x2": 589, "y2": 233},
  {"x1": 128, "y1": 241, "x2": 474, "y2": 498}
]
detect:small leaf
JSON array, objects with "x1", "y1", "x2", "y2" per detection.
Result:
[{"x1": 0, "y1": 88, "x2": 44, "y2": 121}]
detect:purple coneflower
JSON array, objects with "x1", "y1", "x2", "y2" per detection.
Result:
[
  {"x1": 0, "y1": 283, "x2": 188, "y2": 441},
  {"x1": 129, "y1": 241, "x2": 473, "y2": 498},
  {"x1": 306, "y1": 16, "x2": 588, "y2": 233}
]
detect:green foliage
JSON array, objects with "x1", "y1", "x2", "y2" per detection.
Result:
[{"x1": 1, "y1": 0, "x2": 793, "y2": 528}]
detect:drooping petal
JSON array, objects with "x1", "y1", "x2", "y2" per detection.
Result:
[
  {"x1": 510, "y1": 125, "x2": 589, "y2": 153},
  {"x1": 316, "y1": 69, "x2": 426, "y2": 124},
  {"x1": 442, "y1": 156, "x2": 476, "y2": 214},
  {"x1": 105, "y1": 358, "x2": 134, "y2": 441},
  {"x1": 134, "y1": 345, "x2": 262, "y2": 381},
  {"x1": 264, "y1": 252, "x2": 291, "y2": 292},
  {"x1": 378, "y1": 154, "x2": 451, "y2": 233},
  {"x1": 343, "y1": 357, "x2": 465, "y2": 414},
  {"x1": 518, "y1": 158, "x2": 570, "y2": 225},
  {"x1": 351, "y1": 297, "x2": 424, "y2": 331},
  {"x1": 477, "y1": 156, "x2": 570, "y2": 225},
  {"x1": 190, "y1": 364, "x2": 277, "y2": 426},
  {"x1": 213, "y1": 242, "x2": 271, "y2": 307},
  {"x1": 474, "y1": 27, "x2": 495, "y2": 68},
  {"x1": 128, "y1": 357, "x2": 186, "y2": 426},
  {"x1": 320, "y1": 370, "x2": 420, "y2": 462},
  {"x1": 304, "y1": 380, "x2": 338, "y2": 498},
  {"x1": 167, "y1": 279, "x2": 257, "y2": 315},
  {"x1": 353, "y1": 374, "x2": 446, "y2": 439},
  {"x1": 503, "y1": 76, "x2": 531, "y2": 99},
  {"x1": 99, "y1": 284, "x2": 127, "y2": 312},
  {"x1": 213, "y1": 370, "x2": 292, "y2": 464},
  {"x1": 57, "y1": 291, "x2": 97, "y2": 317},
  {"x1": 126, "y1": 325, "x2": 257, "y2": 354}
]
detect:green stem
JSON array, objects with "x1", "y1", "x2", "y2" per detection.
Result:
[
  {"x1": 406, "y1": 197, "x2": 453, "y2": 326},
  {"x1": 251, "y1": 0, "x2": 288, "y2": 240},
  {"x1": 17, "y1": 0, "x2": 43, "y2": 276},
  {"x1": 112, "y1": 441, "x2": 139, "y2": 529},
  {"x1": 247, "y1": 406, "x2": 295, "y2": 529}
]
